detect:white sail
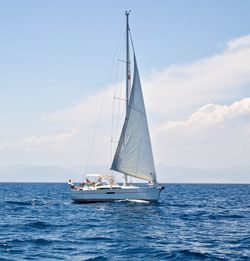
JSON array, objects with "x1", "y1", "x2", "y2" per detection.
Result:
[{"x1": 111, "y1": 55, "x2": 157, "y2": 183}]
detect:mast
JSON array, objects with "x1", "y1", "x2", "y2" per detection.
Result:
[
  {"x1": 111, "y1": 12, "x2": 157, "y2": 184},
  {"x1": 125, "y1": 11, "x2": 131, "y2": 114},
  {"x1": 124, "y1": 11, "x2": 131, "y2": 186}
]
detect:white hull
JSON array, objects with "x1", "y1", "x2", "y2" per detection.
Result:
[{"x1": 70, "y1": 185, "x2": 164, "y2": 203}]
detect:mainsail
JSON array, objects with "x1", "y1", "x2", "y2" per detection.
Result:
[{"x1": 111, "y1": 55, "x2": 157, "y2": 183}]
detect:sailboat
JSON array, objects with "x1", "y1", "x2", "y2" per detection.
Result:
[{"x1": 69, "y1": 12, "x2": 164, "y2": 203}]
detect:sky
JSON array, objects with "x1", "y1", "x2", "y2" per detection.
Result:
[{"x1": 0, "y1": 1, "x2": 250, "y2": 181}]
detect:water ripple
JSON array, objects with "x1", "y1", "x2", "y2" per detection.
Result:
[{"x1": 0, "y1": 183, "x2": 249, "y2": 260}]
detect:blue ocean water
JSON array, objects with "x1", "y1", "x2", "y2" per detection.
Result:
[{"x1": 0, "y1": 183, "x2": 249, "y2": 260}]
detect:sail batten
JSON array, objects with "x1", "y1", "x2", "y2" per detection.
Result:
[{"x1": 111, "y1": 55, "x2": 157, "y2": 183}]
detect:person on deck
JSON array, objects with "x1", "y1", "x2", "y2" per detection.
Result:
[
  {"x1": 68, "y1": 179, "x2": 75, "y2": 189},
  {"x1": 86, "y1": 178, "x2": 94, "y2": 186}
]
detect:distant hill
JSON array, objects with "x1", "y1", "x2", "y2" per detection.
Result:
[
  {"x1": 157, "y1": 164, "x2": 250, "y2": 184},
  {"x1": 0, "y1": 164, "x2": 249, "y2": 183}
]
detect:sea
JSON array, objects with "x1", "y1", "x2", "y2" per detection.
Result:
[{"x1": 0, "y1": 183, "x2": 249, "y2": 261}]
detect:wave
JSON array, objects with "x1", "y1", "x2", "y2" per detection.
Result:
[
  {"x1": 5, "y1": 200, "x2": 32, "y2": 206},
  {"x1": 83, "y1": 237, "x2": 112, "y2": 243},
  {"x1": 115, "y1": 199, "x2": 150, "y2": 204},
  {"x1": 1, "y1": 183, "x2": 249, "y2": 260},
  {"x1": 84, "y1": 257, "x2": 108, "y2": 261},
  {"x1": 208, "y1": 213, "x2": 246, "y2": 219},
  {"x1": 5, "y1": 199, "x2": 49, "y2": 206},
  {"x1": 24, "y1": 221, "x2": 50, "y2": 229},
  {"x1": 166, "y1": 249, "x2": 224, "y2": 260},
  {"x1": 31, "y1": 238, "x2": 53, "y2": 245}
]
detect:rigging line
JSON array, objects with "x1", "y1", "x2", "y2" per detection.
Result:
[
  {"x1": 113, "y1": 97, "x2": 128, "y2": 101},
  {"x1": 114, "y1": 59, "x2": 125, "y2": 144},
  {"x1": 84, "y1": 82, "x2": 108, "y2": 176},
  {"x1": 111, "y1": 95, "x2": 116, "y2": 165},
  {"x1": 129, "y1": 29, "x2": 136, "y2": 55},
  {"x1": 111, "y1": 26, "x2": 126, "y2": 165},
  {"x1": 112, "y1": 31, "x2": 126, "y2": 159},
  {"x1": 84, "y1": 18, "x2": 126, "y2": 176},
  {"x1": 114, "y1": 24, "x2": 129, "y2": 143}
]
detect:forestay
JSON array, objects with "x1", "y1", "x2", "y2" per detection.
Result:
[{"x1": 111, "y1": 55, "x2": 157, "y2": 183}]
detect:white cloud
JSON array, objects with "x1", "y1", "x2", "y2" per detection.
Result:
[
  {"x1": 143, "y1": 35, "x2": 250, "y2": 118},
  {"x1": 43, "y1": 35, "x2": 250, "y2": 127},
  {"x1": 0, "y1": 143, "x2": 8, "y2": 150},
  {"x1": 227, "y1": 35, "x2": 250, "y2": 51},
  {"x1": 1, "y1": 35, "x2": 250, "y2": 168},
  {"x1": 0, "y1": 128, "x2": 80, "y2": 151},
  {"x1": 153, "y1": 97, "x2": 250, "y2": 168},
  {"x1": 157, "y1": 97, "x2": 250, "y2": 131},
  {"x1": 43, "y1": 86, "x2": 115, "y2": 127},
  {"x1": 21, "y1": 128, "x2": 80, "y2": 150}
]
